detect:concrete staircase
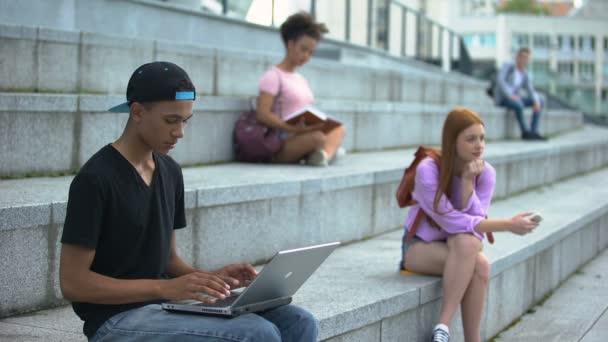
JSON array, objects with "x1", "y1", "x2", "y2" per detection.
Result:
[
  {"x1": 0, "y1": 12, "x2": 606, "y2": 342},
  {"x1": 0, "y1": 23, "x2": 582, "y2": 177},
  {"x1": 2, "y1": 162, "x2": 608, "y2": 341}
]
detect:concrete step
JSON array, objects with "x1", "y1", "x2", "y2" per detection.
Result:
[
  {"x1": 0, "y1": 0, "x2": 458, "y2": 75},
  {"x1": 2, "y1": 166, "x2": 608, "y2": 341},
  {"x1": 0, "y1": 91, "x2": 583, "y2": 177},
  {"x1": 1, "y1": 125, "x2": 607, "y2": 318},
  {"x1": 0, "y1": 0, "x2": 443, "y2": 74},
  {"x1": 494, "y1": 248, "x2": 608, "y2": 342},
  {"x1": 0, "y1": 22, "x2": 489, "y2": 104}
]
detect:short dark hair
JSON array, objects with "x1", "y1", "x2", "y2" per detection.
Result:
[
  {"x1": 517, "y1": 47, "x2": 531, "y2": 55},
  {"x1": 279, "y1": 12, "x2": 328, "y2": 46}
]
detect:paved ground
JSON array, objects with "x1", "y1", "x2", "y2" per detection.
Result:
[{"x1": 494, "y1": 248, "x2": 608, "y2": 342}]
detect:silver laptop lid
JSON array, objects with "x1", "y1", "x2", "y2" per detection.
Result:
[{"x1": 231, "y1": 242, "x2": 340, "y2": 308}]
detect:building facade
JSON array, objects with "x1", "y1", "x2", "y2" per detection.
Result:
[{"x1": 429, "y1": 0, "x2": 607, "y2": 114}]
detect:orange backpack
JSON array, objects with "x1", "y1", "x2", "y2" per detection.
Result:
[{"x1": 395, "y1": 146, "x2": 495, "y2": 244}]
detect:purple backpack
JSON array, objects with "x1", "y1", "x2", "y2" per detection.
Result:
[
  {"x1": 233, "y1": 110, "x2": 282, "y2": 162},
  {"x1": 233, "y1": 69, "x2": 285, "y2": 163}
]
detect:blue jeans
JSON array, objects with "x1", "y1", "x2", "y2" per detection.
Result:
[
  {"x1": 498, "y1": 96, "x2": 544, "y2": 135},
  {"x1": 90, "y1": 304, "x2": 318, "y2": 342}
]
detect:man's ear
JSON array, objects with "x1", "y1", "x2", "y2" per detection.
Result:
[{"x1": 130, "y1": 102, "x2": 145, "y2": 123}]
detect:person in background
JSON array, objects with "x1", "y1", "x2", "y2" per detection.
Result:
[
  {"x1": 494, "y1": 47, "x2": 547, "y2": 140},
  {"x1": 256, "y1": 12, "x2": 346, "y2": 166}
]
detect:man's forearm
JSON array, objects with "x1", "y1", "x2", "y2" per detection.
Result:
[
  {"x1": 166, "y1": 253, "x2": 199, "y2": 277},
  {"x1": 62, "y1": 271, "x2": 164, "y2": 305}
]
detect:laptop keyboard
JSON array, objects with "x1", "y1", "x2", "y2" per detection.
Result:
[{"x1": 195, "y1": 295, "x2": 240, "y2": 308}]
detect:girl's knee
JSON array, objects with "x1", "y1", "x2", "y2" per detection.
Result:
[
  {"x1": 310, "y1": 131, "x2": 327, "y2": 148},
  {"x1": 474, "y1": 253, "x2": 490, "y2": 282},
  {"x1": 333, "y1": 124, "x2": 346, "y2": 138}
]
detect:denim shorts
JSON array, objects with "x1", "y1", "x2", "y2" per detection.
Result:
[
  {"x1": 278, "y1": 129, "x2": 292, "y2": 139},
  {"x1": 399, "y1": 231, "x2": 422, "y2": 271}
]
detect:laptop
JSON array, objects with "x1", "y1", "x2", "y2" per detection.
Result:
[{"x1": 161, "y1": 242, "x2": 340, "y2": 317}]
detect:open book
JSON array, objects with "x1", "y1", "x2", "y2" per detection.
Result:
[{"x1": 284, "y1": 106, "x2": 341, "y2": 133}]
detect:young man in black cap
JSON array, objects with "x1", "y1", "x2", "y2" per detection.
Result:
[{"x1": 59, "y1": 61, "x2": 318, "y2": 341}]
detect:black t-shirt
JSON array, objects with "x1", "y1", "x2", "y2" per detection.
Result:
[{"x1": 61, "y1": 144, "x2": 186, "y2": 338}]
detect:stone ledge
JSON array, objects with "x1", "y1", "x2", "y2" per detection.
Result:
[
  {"x1": 1, "y1": 127, "x2": 606, "y2": 317},
  {"x1": 0, "y1": 125, "x2": 606, "y2": 232},
  {"x1": 1, "y1": 90, "x2": 582, "y2": 176},
  {"x1": 0, "y1": 22, "x2": 491, "y2": 103},
  {"x1": 2, "y1": 167, "x2": 607, "y2": 340}
]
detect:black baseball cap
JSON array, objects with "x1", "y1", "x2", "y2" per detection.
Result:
[{"x1": 108, "y1": 61, "x2": 196, "y2": 113}]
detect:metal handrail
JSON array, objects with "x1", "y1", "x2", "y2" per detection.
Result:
[{"x1": 213, "y1": 0, "x2": 473, "y2": 75}]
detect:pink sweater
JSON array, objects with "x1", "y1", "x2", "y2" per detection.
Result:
[
  {"x1": 405, "y1": 157, "x2": 497, "y2": 242},
  {"x1": 258, "y1": 66, "x2": 314, "y2": 120}
]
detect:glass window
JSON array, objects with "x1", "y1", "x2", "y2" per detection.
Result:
[
  {"x1": 533, "y1": 34, "x2": 550, "y2": 49},
  {"x1": 570, "y1": 36, "x2": 576, "y2": 50},
  {"x1": 463, "y1": 34, "x2": 473, "y2": 47},
  {"x1": 531, "y1": 61, "x2": 550, "y2": 83},
  {"x1": 512, "y1": 33, "x2": 529, "y2": 50},
  {"x1": 558, "y1": 35, "x2": 574, "y2": 51},
  {"x1": 578, "y1": 36, "x2": 594, "y2": 52},
  {"x1": 580, "y1": 62, "x2": 595, "y2": 81},
  {"x1": 482, "y1": 33, "x2": 496, "y2": 48},
  {"x1": 558, "y1": 62, "x2": 574, "y2": 75},
  {"x1": 463, "y1": 33, "x2": 495, "y2": 48}
]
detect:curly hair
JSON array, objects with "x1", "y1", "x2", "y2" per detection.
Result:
[{"x1": 279, "y1": 12, "x2": 328, "y2": 46}]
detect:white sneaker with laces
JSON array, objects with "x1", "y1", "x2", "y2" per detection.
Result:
[
  {"x1": 306, "y1": 149, "x2": 329, "y2": 167},
  {"x1": 431, "y1": 324, "x2": 450, "y2": 342}
]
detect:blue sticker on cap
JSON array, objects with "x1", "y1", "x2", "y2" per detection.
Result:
[{"x1": 175, "y1": 91, "x2": 195, "y2": 100}]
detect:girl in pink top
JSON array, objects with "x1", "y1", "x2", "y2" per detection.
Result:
[
  {"x1": 256, "y1": 12, "x2": 345, "y2": 166},
  {"x1": 401, "y1": 108, "x2": 540, "y2": 342}
]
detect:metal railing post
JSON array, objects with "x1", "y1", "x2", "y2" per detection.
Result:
[
  {"x1": 415, "y1": 12, "x2": 422, "y2": 59},
  {"x1": 271, "y1": 0, "x2": 275, "y2": 26},
  {"x1": 385, "y1": 0, "x2": 391, "y2": 52},
  {"x1": 367, "y1": 0, "x2": 373, "y2": 47},
  {"x1": 427, "y1": 19, "x2": 433, "y2": 59},
  {"x1": 448, "y1": 30, "x2": 454, "y2": 70},
  {"x1": 401, "y1": 6, "x2": 406, "y2": 56},
  {"x1": 439, "y1": 26, "x2": 445, "y2": 70},
  {"x1": 345, "y1": 0, "x2": 351, "y2": 42}
]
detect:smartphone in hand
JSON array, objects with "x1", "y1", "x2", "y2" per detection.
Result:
[{"x1": 529, "y1": 213, "x2": 543, "y2": 223}]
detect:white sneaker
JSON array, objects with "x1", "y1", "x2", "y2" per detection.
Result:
[
  {"x1": 431, "y1": 324, "x2": 450, "y2": 342},
  {"x1": 329, "y1": 147, "x2": 346, "y2": 165},
  {"x1": 306, "y1": 149, "x2": 329, "y2": 167}
]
